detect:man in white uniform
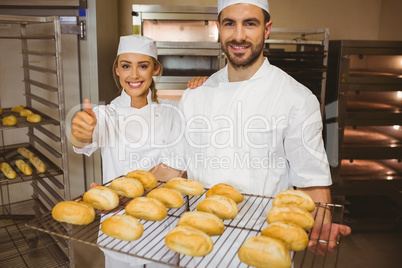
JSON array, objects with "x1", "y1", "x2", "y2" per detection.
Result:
[{"x1": 154, "y1": 0, "x2": 351, "y2": 256}]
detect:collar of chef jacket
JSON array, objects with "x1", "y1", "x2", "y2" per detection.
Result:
[{"x1": 111, "y1": 88, "x2": 152, "y2": 108}]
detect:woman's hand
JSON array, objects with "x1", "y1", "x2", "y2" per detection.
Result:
[
  {"x1": 70, "y1": 99, "x2": 97, "y2": 148},
  {"x1": 187, "y1": 76, "x2": 208, "y2": 89}
]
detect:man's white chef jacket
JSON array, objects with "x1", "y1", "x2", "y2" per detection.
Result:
[{"x1": 162, "y1": 58, "x2": 332, "y2": 198}]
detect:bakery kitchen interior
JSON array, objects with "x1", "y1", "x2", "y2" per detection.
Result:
[{"x1": 0, "y1": 0, "x2": 401, "y2": 268}]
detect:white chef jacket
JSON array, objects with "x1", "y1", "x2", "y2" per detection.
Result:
[
  {"x1": 162, "y1": 58, "x2": 332, "y2": 198},
  {"x1": 74, "y1": 89, "x2": 179, "y2": 183},
  {"x1": 74, "y1": 89, "x2": 180, "y2": 267}
]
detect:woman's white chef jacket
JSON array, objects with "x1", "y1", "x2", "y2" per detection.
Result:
[
  {"x1": 74, "y1": 89, "x2": 179, "y2": 266},
  {"x1": 162, "y1": 58, "x2": 332, "y2": 198},
  {"x1": 74, "y1": 89, "x2": 179, "y2": 183}
]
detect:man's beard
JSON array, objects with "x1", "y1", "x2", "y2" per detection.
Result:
[{"x1": 223, "y1": 38, "x2": 264, "y2": 70}]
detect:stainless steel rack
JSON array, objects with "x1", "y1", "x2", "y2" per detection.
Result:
[
  {"x1": 0, "y1": 14, "x2": 72, "y2": 267},
  {"x1": 27, "y1": 181, "x2": 345, "y2": 268}
]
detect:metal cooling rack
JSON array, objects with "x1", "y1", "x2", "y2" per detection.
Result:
[{"x1": 26, "y1": 182, "x2": 345, "y2": 267}]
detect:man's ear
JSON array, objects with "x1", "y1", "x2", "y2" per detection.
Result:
[{"x1": 264, "y1": 21, "x2": 273, "y2": 40}]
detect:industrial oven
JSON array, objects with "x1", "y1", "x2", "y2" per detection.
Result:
[
  {"x1": 325, "y1": 40, "x2": 402, "y2": 230},
  {"x1": 132, "y1": 5, "x2": 225, "y2": 100}
]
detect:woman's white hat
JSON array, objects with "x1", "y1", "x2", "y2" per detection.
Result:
[
  {"x1": 117, "y1": 35, "x2": 158, "y2": 59},
  {"x1": 218, "y1": 0, "x2": 269, "y2": 14}
]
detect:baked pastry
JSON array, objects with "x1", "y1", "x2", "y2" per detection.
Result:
[
  {"x1": 165, "y1": 225, "x2": 214, "y2": 257},
  {"x1": 29, "y1": 156, "x2": 46, "y2": 173},
  {"x1": 0, "y1": 107, "x2": 3, "y2": 115},
  {"x1": 11, "y1": 105, "x2": 25, "y2": 113},
  {"x1": 164, "y1": 177, "x2": 204, "y2": 196},
  {"x1": 0, "y1": 162, "x2": 17, "y2": 179},
  {"x1": 205, "y1": 183, "x2": 244, "y2": 203},
  {"x1": 261, "y1": 221, "x2": 309, "y2": 251},
  {"x1": 83, "y1": 186, "x2": 119, "y2": 210},
  {"x1": 266, "y1": 205, "x2": 315, "y2": 231},
  {"x1": 27, "y1": 114, "x2": 42, "y2": 123},
  {"x1": 178, "y1": 211, "x2": 224, "y2": 236},
  {"x1": 125, "y1": 197, "x2": 167, "y2": 221},
  {"x1": 146, "y1": 188, "x2": 184, "y2": 209},
  {"x1": 101, "y1": 215, "x2": 143, "y2": 241},
  {"x1": 273, "y1": 189, "x2": 316, "y2": 212},
  {"x1": 2, "y1": 115, "x2": 17, "y2": 126},
  {"x1": 20, "y1": 109, "x2": 33, "y2": 117},
  {"x1": 17, "y1": 147, "x2": 36, "y2": 159},
  {"x1": 238, "y1": 236, "x2": 291, "y2": 268},
  {"x1": 109, "y1": 177, "x2": 144, "y2": 198},
  {"x1": 196, "y1": 195, "x2": 238, "y2": 220},
  {"x1": 15, "y1": 160, "x2": 33, "y2": 176},
  {"x1": 52, "y1": 201, "x2": 95, "y2": 225},
  {"x1": 126, "y1": 170, "x2": 157, "y2": 189}
]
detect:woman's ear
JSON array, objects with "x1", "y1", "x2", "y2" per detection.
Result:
[
  {"x1": 153, "y1": 64, "x2": 161, "y2": 76},
  {"x1": 115, "y1": 66, "x2": 120, "y2": 76}
]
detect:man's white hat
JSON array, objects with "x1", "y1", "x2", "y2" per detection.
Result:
[
  {"x1": 218, "y1": 0, "x2": 269, "y2": 14},
  {"x1": 117, "y1": 35, "x2": 158, "y2": 59}
]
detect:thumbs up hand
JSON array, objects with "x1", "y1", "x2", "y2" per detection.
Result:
[{"x1": 70, "y1": 99, "x2": 98, "y2": 148}]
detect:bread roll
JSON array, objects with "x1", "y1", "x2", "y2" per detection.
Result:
[
  {"x1": 178, "y1": 211, "x2": 224, "y2": 236},
  {"x1": 165, "y1": 226, "x2": 213, "y2": 257},
  {"x1": 125, "y1": 197, "x2": 167, "y2": 221},
  {"x1": 101, "y1": 215, "x2": 143, "y2": 241},
  {"x1": 164, "y1": 177, "x2": 204, "y2": 196},
  {"x1": 15, "y1": 160, "x2": 33, "y2": 176},
  {"x1": 196, "y1": 195, "x2": 238, "y2": 220},
  {"x1": 266, "y1": 205, "x2": 315, "y2": 231},
  {"x1": 11, "y1": 105, "x2": 25, "y2": 113},
  {"x1": 83, "y1": 186, "x2": 119, "y2": 210},
  {"x1": 205, "y1": 183, "x2": 244, "y2": 203},
  {"x1": 27, "y1": 114, "x2": 42, "y2": 123},
  {"x1": 2, "y1": 115, "x2": 17, "y2": 126},
  {"x1": 273, "y1": 189, "x2": 316, "y2": 212},
  {"x1": 261, "y1": 221, "x2": 309, "y2": 251},
  {"x1": 0, "y1": 107, "x2": 3, "y2": 116},
  {"x1": 52, "y1": 201, "x2": 95, "y2": 225},
  {"x1": 238, "y1": 236, "x2": 291, "y2": 268},
  {"x1": 109, "y1": 177, "x2": 144, "y2": 198},
  {"x1": 20, "y1": 109, "x2": 33, "y2": 117},
  {"x1": 17, "y1": 147, "x2": 36, "y2": 159},
  {"x1": 29, "y1": 156, "x2": 46, "y2": 173},
  {"x1": 0, "y1": 162, "x2": 17, "y2": 179},
  {"x1": 126, "y1": 170, "x2": 157, "y2": 189},
  {"x1": 147, "y1": 188, "x2": 184, "y2": 209}
]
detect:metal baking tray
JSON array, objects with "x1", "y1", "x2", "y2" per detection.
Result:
[
  {"x1": 0, "y1": 143, "x2": 63, "y2": 185},
  {"x1": 0, "y1": 107, "x2": 59, "y2": 131},
  {"x1": 26, "y1": 182, "x2": 345, "y2": 267}
]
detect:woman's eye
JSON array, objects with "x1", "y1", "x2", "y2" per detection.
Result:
[
  {"x1": 139, "y1": 65, "x2": 148, "y2": 69},
  {"x1": 122, "y1": 64, "x2": 130, "y2": 69}
]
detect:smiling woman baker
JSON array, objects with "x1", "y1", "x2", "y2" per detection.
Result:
[{"x1": 69, "y1": 35, "x2": 205, "y2": 268}]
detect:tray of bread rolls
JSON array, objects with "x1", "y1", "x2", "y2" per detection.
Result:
[
  {"x1": 0, "y1": 143, "x2": 63, "y2": 184},
  {"x1": 0, "y1": 106, "x2": 58, "y2": 130},
  {"x1": 26, "y1": 172, "x2": 345, "y2": 268}
]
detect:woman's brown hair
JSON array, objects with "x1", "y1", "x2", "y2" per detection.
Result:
[{"x1": 112, "y1": 56, "x2": 163, "y2": 104}]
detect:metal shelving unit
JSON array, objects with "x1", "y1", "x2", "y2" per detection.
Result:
[{"x1": 0, "y1": 15, "x2": 72, "y2": 267}]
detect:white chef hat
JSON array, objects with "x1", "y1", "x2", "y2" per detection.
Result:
[
  {"x1": 117, "y1": 35, "x2": 158, "y2": 59},
  {"x1": 218, "y1": 0, "x2": 269, "y2": 14}
]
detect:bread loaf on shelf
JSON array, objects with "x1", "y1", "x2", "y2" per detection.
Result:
[
  {"x1": 29, "y1": 156, "x2": 46, "y2": 173},
  {"x1": 165, "y1": 225, "x2": 214, "y2": 257},
  {"x1": 164, "y1": 177, "x2": 204, "y2": 196},
  {"x1": 178, "y1": 211, "x2": 224, "y2": 236},
  {"x1": 52, "y1": 201, "x2": 95, "y2": 225},
  {"x1": 266, "y1": 205, "x2": 315, "y2": 231},
  {"x1": 2, "y1": 115, "x2": 17, "y2": 126},
  {"x1": 109, "y1": 177, "x2": 144, "y2": 198},
  {"x1": 196, "y1": 195, "x2": 238, "y2": 220},
  {"x1": 147, "y1": 187, "x2": 184, "y2": 209},
  {"x1": 126, "y1": 170, "x2": 157, "y2": 189},
  {"x1": 101, "y1": 215, "x2": 143, "y2": 241},
  {"x1": 261, "y1": 221, "x2": 309, "y2": 251},
  {"x1": 125, "y1": 197, "x2": 167, "y2": 221},
  {"x1": 238, "y1": 236, "x2": 291, "y2": 268},
  {"x1": 15, "y1": 159, "x2": 33, "y2": 176},
  {"x1": 83, "y1": 186, "x2": 119, "y2": 210},
  {"x1": 17, "y1": 147, "x2": 35, "y2": 159},
  {"x1": 273, "y1": 189, "x2": 316, "y2": 212},
  {"x1": 205, "y1": 183, "x2": 244, "y2": 203},
  {"x1": 0, "y1": 162, "x2": 17, "y2": 179}
]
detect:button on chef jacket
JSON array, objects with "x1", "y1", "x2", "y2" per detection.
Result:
[
  {"x1": 74, "y1": 89, "x2": 179, "y2": 183},
  {"x1": 162, "y1": 58, "x2": 332, "y2": 198},
  {"x1": 74, "y1": 89, "x2": 179, "y2": 266}
]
